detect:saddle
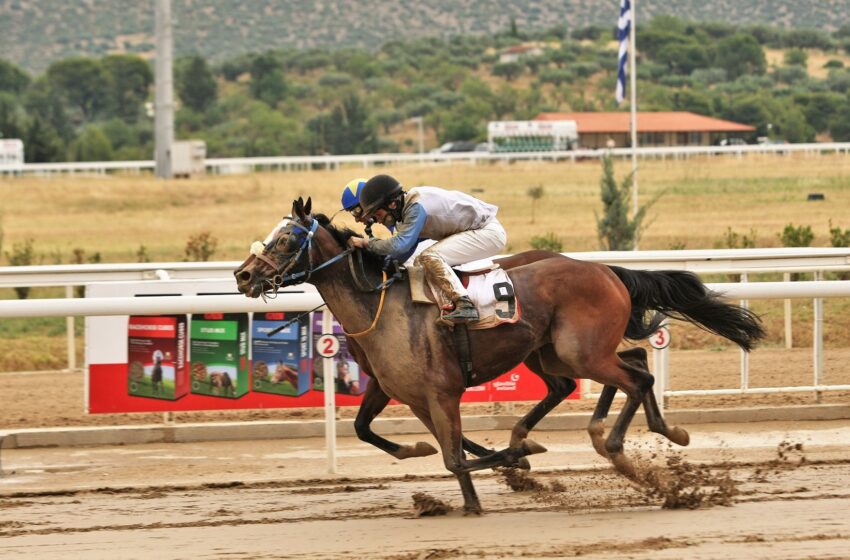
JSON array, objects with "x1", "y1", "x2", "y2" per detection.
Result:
[
  {"x1": 347, "y1": 251, "x2": 520, "y2": 330},
  {"x1": 408, "y1": 261, "x2": 521, "y2": 330}
]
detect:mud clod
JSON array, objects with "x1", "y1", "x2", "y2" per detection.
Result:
[
  {"x1": 630, "y1": 452, "x2": 739, "y2": 509},
  {"x1": 412, "y1": 492, "x2": 452, "y2": 516}
]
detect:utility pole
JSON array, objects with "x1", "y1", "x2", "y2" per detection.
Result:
[{"x1": 154, "y1": 0, "x2": 174, "y2": 179}]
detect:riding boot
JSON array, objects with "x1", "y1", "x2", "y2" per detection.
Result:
[
  {"x1": 441, "y1": 296, "x2": 479, "y2": 323},
  {"x1": 416, "y1": 252, "x2": 479, "y2": 325}
]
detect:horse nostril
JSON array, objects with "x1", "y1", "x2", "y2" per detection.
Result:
[{"x1": 237, "y1": 270, "x2": 252, "y2": 283}]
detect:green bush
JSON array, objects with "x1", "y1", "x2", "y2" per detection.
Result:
[
  {"x1": 780, "y1": 223, "x2": 815, "y2": 247},
  {"x1": 184, "y1": 232, "x2": 218, "y2": 262},
  {"x1": 530, "y1": 233, "x2": 563, "y2": 252},
  {"x1": 829, "y1": 220, "x2": 850, "y2": 247},
  {"x1": 6, "y1": 239, "x2": 36, "y2": 299},
  {"x1": 715, "y1": 227, "x2": 757, "y2": 249}
]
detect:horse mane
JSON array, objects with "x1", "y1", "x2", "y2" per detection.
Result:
[{"x1": 313, "y1": 213, "x2": 386, "y2": 272}]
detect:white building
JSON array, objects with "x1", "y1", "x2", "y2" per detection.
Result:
[{"x1": 0, "y1": 139, "x2": 24, "y2": 170}]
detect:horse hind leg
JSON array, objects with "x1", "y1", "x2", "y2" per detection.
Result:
[
  {"x1": 532, "y1": 344, "x2": 615, "y2": 460},
  {"x1": 620, "y1": 347, "x2": 690, "y2": 447}
]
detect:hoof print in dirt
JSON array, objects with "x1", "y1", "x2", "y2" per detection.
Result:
[{"x1": 412, "y1": 492, "x2": 452, "y2": 517}]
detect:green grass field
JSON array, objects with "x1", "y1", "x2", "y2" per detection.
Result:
[{"x1": 1, "y1": 152, "x2": 849, "y2": 372}]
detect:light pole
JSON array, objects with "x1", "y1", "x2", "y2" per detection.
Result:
[
  {"x1": 154, "y1": 0, "x2": 174, "y2": 179},
  {"x1": 407, "y1": 116, "x2": 424, "y2": 154}
]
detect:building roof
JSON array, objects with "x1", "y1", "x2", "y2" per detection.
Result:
[{"x1": 535, "y1": 112, "x2": 755, "y2": 133}]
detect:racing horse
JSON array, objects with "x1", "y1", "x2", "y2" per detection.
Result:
[
  {"x1": 235, "y1": 198, "x2": 764, "y2": 513},
  {"x1": 237, "y1": 238, "x2": 579, "y2": 462}
]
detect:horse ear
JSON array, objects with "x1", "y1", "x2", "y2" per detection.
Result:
[
  {"x1": 304, "y1": 197, "x2": 312, "y2": 216},
  {"x1": 292, "y1": 198, "x2": 303, "y2": 219}
]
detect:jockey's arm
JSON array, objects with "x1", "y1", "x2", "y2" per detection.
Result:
[{"x1": 366, "y1": 203, "x2": 427, "y2": 259}]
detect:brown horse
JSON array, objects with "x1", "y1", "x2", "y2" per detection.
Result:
[{"x1": 235, "y1": 198, "x2": 764, "y2": 513}]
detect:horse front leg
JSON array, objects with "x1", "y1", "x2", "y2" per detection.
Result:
[
  {"x1": 354, "y1": 379, "x2": 438, "y2": 460},
  {"x1": 429, "y1": 392, "x2": 546, "y2": 511},
  {"x1": 410, "y1": 402, "x2": 483, "y2": 515}
]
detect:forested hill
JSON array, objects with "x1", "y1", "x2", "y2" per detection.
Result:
[{"x1": 3, "y1": 0, "x2": 850, "y2": 73}]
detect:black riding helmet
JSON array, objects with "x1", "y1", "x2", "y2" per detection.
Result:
[{"x1": 360, "y1": 174, "x2": 404, "y2": 218}]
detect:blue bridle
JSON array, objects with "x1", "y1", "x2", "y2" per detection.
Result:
[{"x1": 268, "y1": 219, "x2": 353, "y2": 286}]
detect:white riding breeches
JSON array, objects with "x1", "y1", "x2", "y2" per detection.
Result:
[
  {"x1": 423, "y1": 218, "x2": 507, "y2": 265},
  {"x1": 414, "y1": 218, "x2": 507, "y2": 303}
]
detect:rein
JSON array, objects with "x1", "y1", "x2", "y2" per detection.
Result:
[{"x1": 344, "y1": 271, "x2": 388, "y2": 338}]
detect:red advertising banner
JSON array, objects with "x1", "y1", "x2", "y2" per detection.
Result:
[
  {"x1": 88, "y1": 362, "x2": 576, "y2": 414},
  {"x1": 88, "y1": 309, "x2": 579, "y2": 414}
]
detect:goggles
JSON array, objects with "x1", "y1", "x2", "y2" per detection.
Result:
[{"x1": 349, "y1": 205, "x2": 364, "y2": 219}]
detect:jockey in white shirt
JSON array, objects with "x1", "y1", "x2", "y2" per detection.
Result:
[{"x1": 347, "y1": 174, "x2": 507, "y2": 324}]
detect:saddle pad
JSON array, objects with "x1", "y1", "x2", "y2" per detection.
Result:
[
  {"x1": 407, "y1": 265, "x2": 521, "y2": 330},
  {"x1": 464, "y1": 268, "x2": 521, "y2": 330}
]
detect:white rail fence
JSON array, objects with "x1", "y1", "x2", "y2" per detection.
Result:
[
  {"x1": 2, "y1": 142, "x2": 850, "y2": 177},
  {"x1": 1, "y1": 248, "x2": 849, "y2": 408}
]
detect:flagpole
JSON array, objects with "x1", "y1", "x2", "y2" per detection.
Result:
[{"x1": 629, "y1": 0, "x2": 638, "y2": 218}]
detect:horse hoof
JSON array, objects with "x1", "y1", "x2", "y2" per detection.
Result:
[
  {"x1": 609, "y1": 452, "x2": 638, "y2": 481},
  {"x1": 414, "y1": 441, "x2": 439, "y2": 456},
  {"x1": 588, "y1": 423, "x2": 609, "y2": 458},
  {"x1": 463, "y1": 505, "x2": 483, "y2": 516},
  {"x1": 394, "y1": 441, "x2": 438, "y2": 460},
  {"x1": 668, "y1": 426, "x2": 690, "y2": 447},
  {"x1": 514, "y1": 457, "x2": 531, "y2": 470},
  {"x1": 522, "y1": 439, "x2": 547, "y2": 455}
]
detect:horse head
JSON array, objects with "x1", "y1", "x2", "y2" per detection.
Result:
[{"x1": 234, "y1": 197, "x2": 353, "y2": 298}]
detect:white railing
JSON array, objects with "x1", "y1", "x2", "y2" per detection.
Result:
[
  {"x1": 1, "y1": 249, "x2": 849, "y2": 403},
  {"x1": 2, "y1": 248, "x2": 849, "y2": 289},
  {"x1": 3, "y1": 142, "x2": 849, "y2": 177}
]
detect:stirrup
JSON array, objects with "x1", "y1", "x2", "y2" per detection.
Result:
[{"x1": 440, "y1": 297, "x2": 479, "y2": 324}]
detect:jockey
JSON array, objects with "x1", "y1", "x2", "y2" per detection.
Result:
[
  {"x1": 348, "y1": 174, "x2": 506, "y2": 324},
  {"x1": 340, "y1": 177, "x2": 368, "y2": 223}
]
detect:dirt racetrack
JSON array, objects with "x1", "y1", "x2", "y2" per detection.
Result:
[
  {"x1": 2, "y1": 345, "x2": 850, "y2": 558},
  {"x1": 2, "y1": 420, "x2": 850, "y2": 559}
]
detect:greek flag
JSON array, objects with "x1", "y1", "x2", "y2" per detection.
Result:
[{"x1": 616, "y1": 0, "x2": 631, "y2": 105}]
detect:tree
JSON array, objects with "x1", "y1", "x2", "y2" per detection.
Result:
[
  {"x1": 713, "y1": 33, "x2": 766, "y2": 80},
  {"x1": 69, "y1": 126, "x2": 114, "y2": 161},
  {"x1": 46, "y1": 57, "x2": 109, "y2": 120},
  {"x1": 250, "y1": 52, "x2": 287, "y2": 106},
  {"x1": 492, "y1": 61, "x2": 523, "y2": 82},
  {"x1": 101, "y1": 54, "x2": 153, "y2": 122},
  {"x1": 0, "y1": 59, "x2": 30, "y2": 94},
  {"x1": 308, "y1": 94, "x2": 376, "y2": 155},
  {"x1": 0, "y1": 93, "x2": 25, "y2": 139},
  {"x1": 784, "y1": 48, "x2": 808, "y2": 67},
  {"x1": 527, "y1": 185, "x2": 544, "y2": 224},
  {"x1": 23, "y1": 77, "x2": 75, "y2": 143},
  {"x1": 24, "y1": 116, "x2": 64, "y2": 162},
  {"x1": 176, "y1": 55, "x2": 217, "y2": 112},
  {"x1": 595, "y1": 155, "x2": 656, "y2": 251}
]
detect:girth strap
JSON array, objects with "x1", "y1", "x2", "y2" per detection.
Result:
[{"x1": 452, "y1": 324, "x2": 476, "y2": 387}]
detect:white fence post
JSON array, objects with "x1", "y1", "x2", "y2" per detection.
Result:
[
  {"x1": 740, "y1": 273, "x2": 749, "y2": 392},
  {"x1": 784, "y1": 272, "x2": 793, "y2": 348},
  {"x1": 65, "y1": 285, "x2": 76, "y2": 371},
  {"x1": 322, "y1": 311, "x2": 338, "y2": 474},
  {"x1": 813, "y1": 270, "x2": 824, "y2": 403}
]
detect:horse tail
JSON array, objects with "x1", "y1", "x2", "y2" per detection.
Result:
[{"x1": 608, "y1": 266, "x2": 765, "y2": 351}]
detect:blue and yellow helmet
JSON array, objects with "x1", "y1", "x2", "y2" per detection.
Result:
[{"x1": 341, "y1": 178, "x2": 368, "y2": 211}]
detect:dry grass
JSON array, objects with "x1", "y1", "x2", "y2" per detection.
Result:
[
  {"x1": 1, "y1": 152, "x2": 849, "y2": 371},
  {"x1": 1, "y1": 152, "x2": 849, "y2": 264},
  {"x1": 764, "y1": 48, "x2": 850, "y2": 80}
]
